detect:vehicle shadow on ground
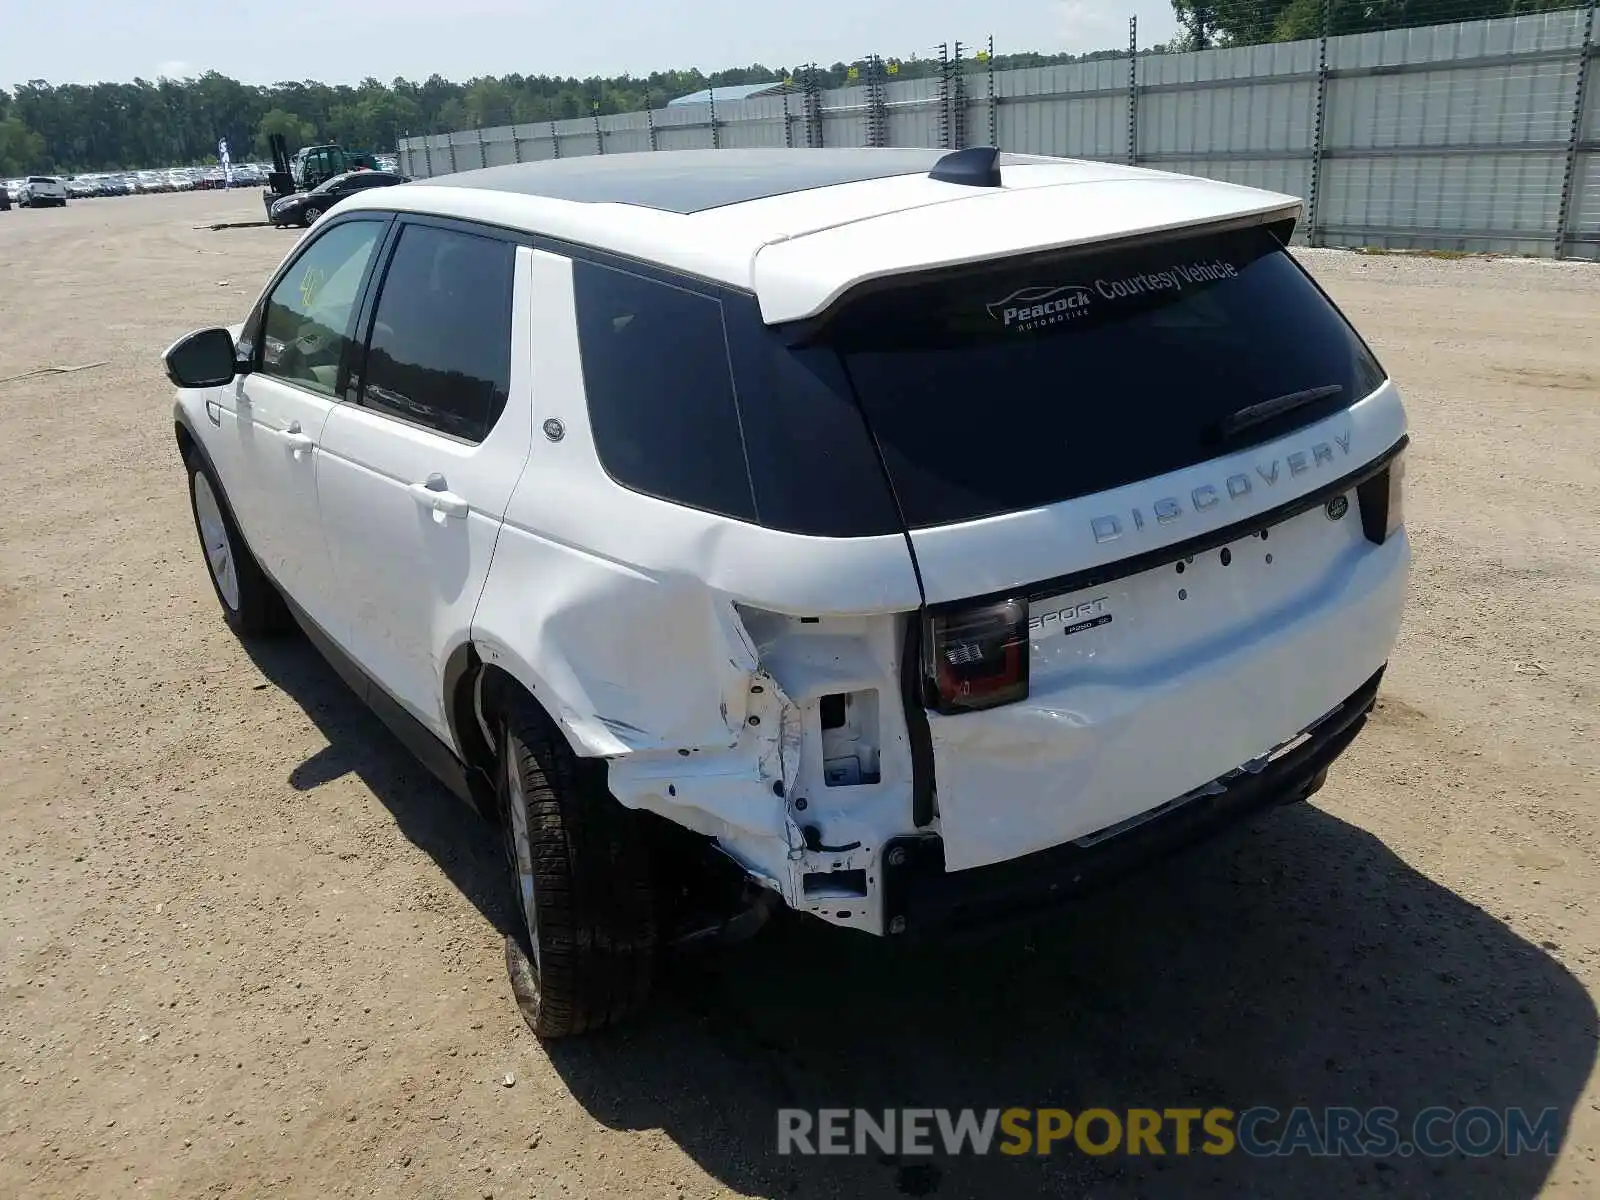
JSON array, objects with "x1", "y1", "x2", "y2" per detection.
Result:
[
  {"x1": 243, "y1": 635, "x2": 519, "y2": 940},
  {"x1": 244, "y1": 637, "x2": 1596, "y2": 1200},
  {"x1": 550, "y1": 807, "x2": 1598, "y2": 1199}
]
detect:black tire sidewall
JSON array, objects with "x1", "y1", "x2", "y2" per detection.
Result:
[
  {"x1": 496, "y1": 702, "x2": 657, "y2": 1038},
  {"x1": 185, "y1": 454, "x2": 282, "y2": 638}
]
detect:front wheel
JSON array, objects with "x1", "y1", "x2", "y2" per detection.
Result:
[
  {"x1": 299, "y1": 204, "x2": 322, "y2": 227},
  {"x1": 185, "y1": 454, "x2": 288, "y2": 637},
  {"x1": 498, "y1": 694, "x2": 657, "y2": 1038}
]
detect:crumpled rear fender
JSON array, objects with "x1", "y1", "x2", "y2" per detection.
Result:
[{"x1": 471, "y1": 520, "x2": 919, "y2": 931}]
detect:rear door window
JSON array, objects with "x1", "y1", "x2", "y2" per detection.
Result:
[
  {"x1": 818, "y1": 224, "x2": 1386, "y2": 528},
  {"x1": 359, "y1": 222, "x2": 515, "y2": 443}
]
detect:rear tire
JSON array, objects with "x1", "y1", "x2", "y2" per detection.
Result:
[
  {"x1": 185, "y1": 454, "x2": 289, "y2": 638},
  {"x1": 497, "y1": 693, "x2": 657, "y2": 1038}
]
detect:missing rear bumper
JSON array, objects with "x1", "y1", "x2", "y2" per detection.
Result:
[{"x1": 880, "y1": 666, "x2": 1383, "y2": 940}]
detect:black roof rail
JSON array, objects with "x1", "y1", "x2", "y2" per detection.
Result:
[{"x1": 928, "y1": 146, "x2": 1002, "y2": 188}]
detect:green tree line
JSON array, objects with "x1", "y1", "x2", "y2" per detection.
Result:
[
  {"x1": 1171, "y1": 0, "x2": 1582, "y2": 51},
  {"x1": 2, "y1": 0, "x2": 1581, "y2": 176},
  {"x1": 0, "y1": 52, "x2": 1114, "y2": 175}
]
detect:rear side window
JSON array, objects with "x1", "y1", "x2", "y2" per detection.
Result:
[
  {"x1": 360, "y1": 223, "x2": 514, "y2": 443},
  {"x1": 572, "y1": 261, "x2": 756, "y2": 522},
  {"x1": 821, "y1": 224, "x2": 1387, "y2": 528}
]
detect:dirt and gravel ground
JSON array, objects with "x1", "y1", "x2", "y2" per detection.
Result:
[{"x1": 1, "y1": 190, "x2": 1597, "y2": 1199}]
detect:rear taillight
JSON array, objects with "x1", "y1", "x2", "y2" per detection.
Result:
[
  {"x1": 1356, "y1": 450, "x2": 1406, "y2": 544},
  {"x1": 923, "y1": 599, "x2": 1029, "y2": 714}
]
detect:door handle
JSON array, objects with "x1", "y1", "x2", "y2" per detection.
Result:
[
  {"x1": 408, "y1": 478, "x2": 470, "y2": 519},
  {"x1": 282, "y1": 427, "x2": 315, "y2": 459}
]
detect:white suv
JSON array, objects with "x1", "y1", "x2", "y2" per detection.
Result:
[{"x1": 164, "y1": 147, "x2": 1410, "y2": 1037}]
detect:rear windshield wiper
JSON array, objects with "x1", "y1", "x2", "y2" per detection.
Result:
[{"x1": 1217, "y1": 384, "x2": 1344, "y2": 442}]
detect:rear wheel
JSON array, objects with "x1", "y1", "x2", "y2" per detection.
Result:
[
  {"x1": 185, "y1": 455, "x2": 287, "y2": 638},
  {"x1": 497, "y1": 693, "x2": 657, "y2": 1038}
]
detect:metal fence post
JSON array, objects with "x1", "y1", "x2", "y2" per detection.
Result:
[
  {"x1": 709, "y1": 87, "x2": 720, "y2": 149},
  {"x1": 592, "y1": 101, "x2": 605, "y2": 155},
  {"x1": 781, "y1": 80, "x2": 795, "y2": 148},
  {"x1": 549, "y1": 120, "x2": 561, "y2": 160},
  {"x1": 423, "y1": 139, "x2": 433, "y2": 177},
  {"x1": 953, "y1": 41, "x2": 968, "y2": 150},
  {"x1": 646, "y1": 93, "x2": 658, "y2": 151},
  {"x1": 937, "y1": 43, "x2": 952, "y2": 149},
  {"x1": 1555, "y1": 0, "x2": 1597, "y2": 259},
  {"x1": 867, "y1": 55, "x2": 889, "y2": 147},
  {"x1": 1127, "y1": 17, "x2": 1139, "y2": 165},
  {"x1": 1307, "y1": 0, "x2": 1332, "y2": 246},
  {"x1": 987, "y1": 35, "x2": 998, "y2": 148},
  {"x1": 477, "y1": 126, "x2": 487, "y2": 168},
  {"x1": 512, "y1": 128, "x2": 523, "y2": 163},
  {"x1": 804, "y1": 65, "x2": 824, "y2": 148},
  {"x1": 447, "y1": 138, "x2": 458, "y2": 172}
]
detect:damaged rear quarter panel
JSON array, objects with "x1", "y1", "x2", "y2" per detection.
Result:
[{"x1": 470, "y1": 248, "x2": 923, "y2": 922}]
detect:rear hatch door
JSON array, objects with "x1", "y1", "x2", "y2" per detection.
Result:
[{"x1": 807, "y1": 219, "x2": 1410, "y2": 870}]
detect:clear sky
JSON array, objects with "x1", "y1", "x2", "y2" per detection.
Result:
[{"x1": 3, "y1": 0, "x2": 1181, "y2": 89}]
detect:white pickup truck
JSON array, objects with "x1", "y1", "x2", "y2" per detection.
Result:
[{"x1": 18, "y1": 176, "x2": 68, "y2": 208}]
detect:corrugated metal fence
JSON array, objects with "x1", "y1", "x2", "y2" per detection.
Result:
[{"x1": 398, "y1": 7, "x2": 1600, "y2": 259}]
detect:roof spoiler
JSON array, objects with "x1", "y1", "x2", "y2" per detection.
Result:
[{"x1": 761, "y1": 202, "x2": 1299, "y2": 334}]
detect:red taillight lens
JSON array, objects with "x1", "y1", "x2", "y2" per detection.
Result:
[{"x1": 924, "y1": 598, "x2": 1029, "y2": 714}]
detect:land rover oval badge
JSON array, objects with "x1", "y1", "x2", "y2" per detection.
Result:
[
  {"x1": 1326, "y1": 494, "x2": 1349, "y2": 521},
  {"x1": 542, "y1": 418, "x2": 565, "y2": 443}
]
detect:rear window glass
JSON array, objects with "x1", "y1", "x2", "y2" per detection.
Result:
[{"x1": 820, "y1": 224, "x2": 1386, "y2": 529}]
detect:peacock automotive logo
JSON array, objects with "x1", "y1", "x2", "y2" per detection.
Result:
[{"x1": 987, "y1": 285, "x2": 1094, "y2": 333}]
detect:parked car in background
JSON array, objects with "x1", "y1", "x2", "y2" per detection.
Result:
[
  {"x1": 268, "y1": 169, "x2": 406, "y2": 227},
  {"x1": 19, "y1": 176, "x2": 68, "y2": 207},
  {"x1": 67, "y1": 177, "x2": 97, "y2": 199},
  {"x1": 135, "y1": 170, "x2": 169, "y2": 193},
  {"x1": 0, "y1": 184, "x2": 10, "y2": 212},
  {"x1": 167, "y1": 168, "x2": 195, "y2": 192}
]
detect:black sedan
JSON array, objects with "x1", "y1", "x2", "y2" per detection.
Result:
[{"x1": 268, "y1": 169, "x2": 406, "y2": 228}]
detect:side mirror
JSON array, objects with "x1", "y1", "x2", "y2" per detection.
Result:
[{"x1": 163, "y1": 327, "x2": 238, "y2": 388}]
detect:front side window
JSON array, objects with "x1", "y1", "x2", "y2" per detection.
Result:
[
  {"x1": 258, "y1": 219, "x2": 384, "y2": 396},
  {"x1": 359, "y1": 223, "x2": 514, "y2": 443}
]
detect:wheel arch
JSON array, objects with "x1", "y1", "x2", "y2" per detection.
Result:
[
  {"x1": 174, "y1": 412, "x2": 251, "y2": 552},
  {"x1": 442, "y1": 640, "x2": 618, "y2": 785}
]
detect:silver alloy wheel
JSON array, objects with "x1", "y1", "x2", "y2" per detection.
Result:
[
  {"x1": 505, "y1": 750, "x2": 541, "y2": 973},
  {"x1": 192, "y1": 471, "x2": 240, "y2": 612}
]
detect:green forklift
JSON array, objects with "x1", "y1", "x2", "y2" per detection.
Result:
[{"x1": 263, "y1": 134, "x2": 382, "y2": 220}]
